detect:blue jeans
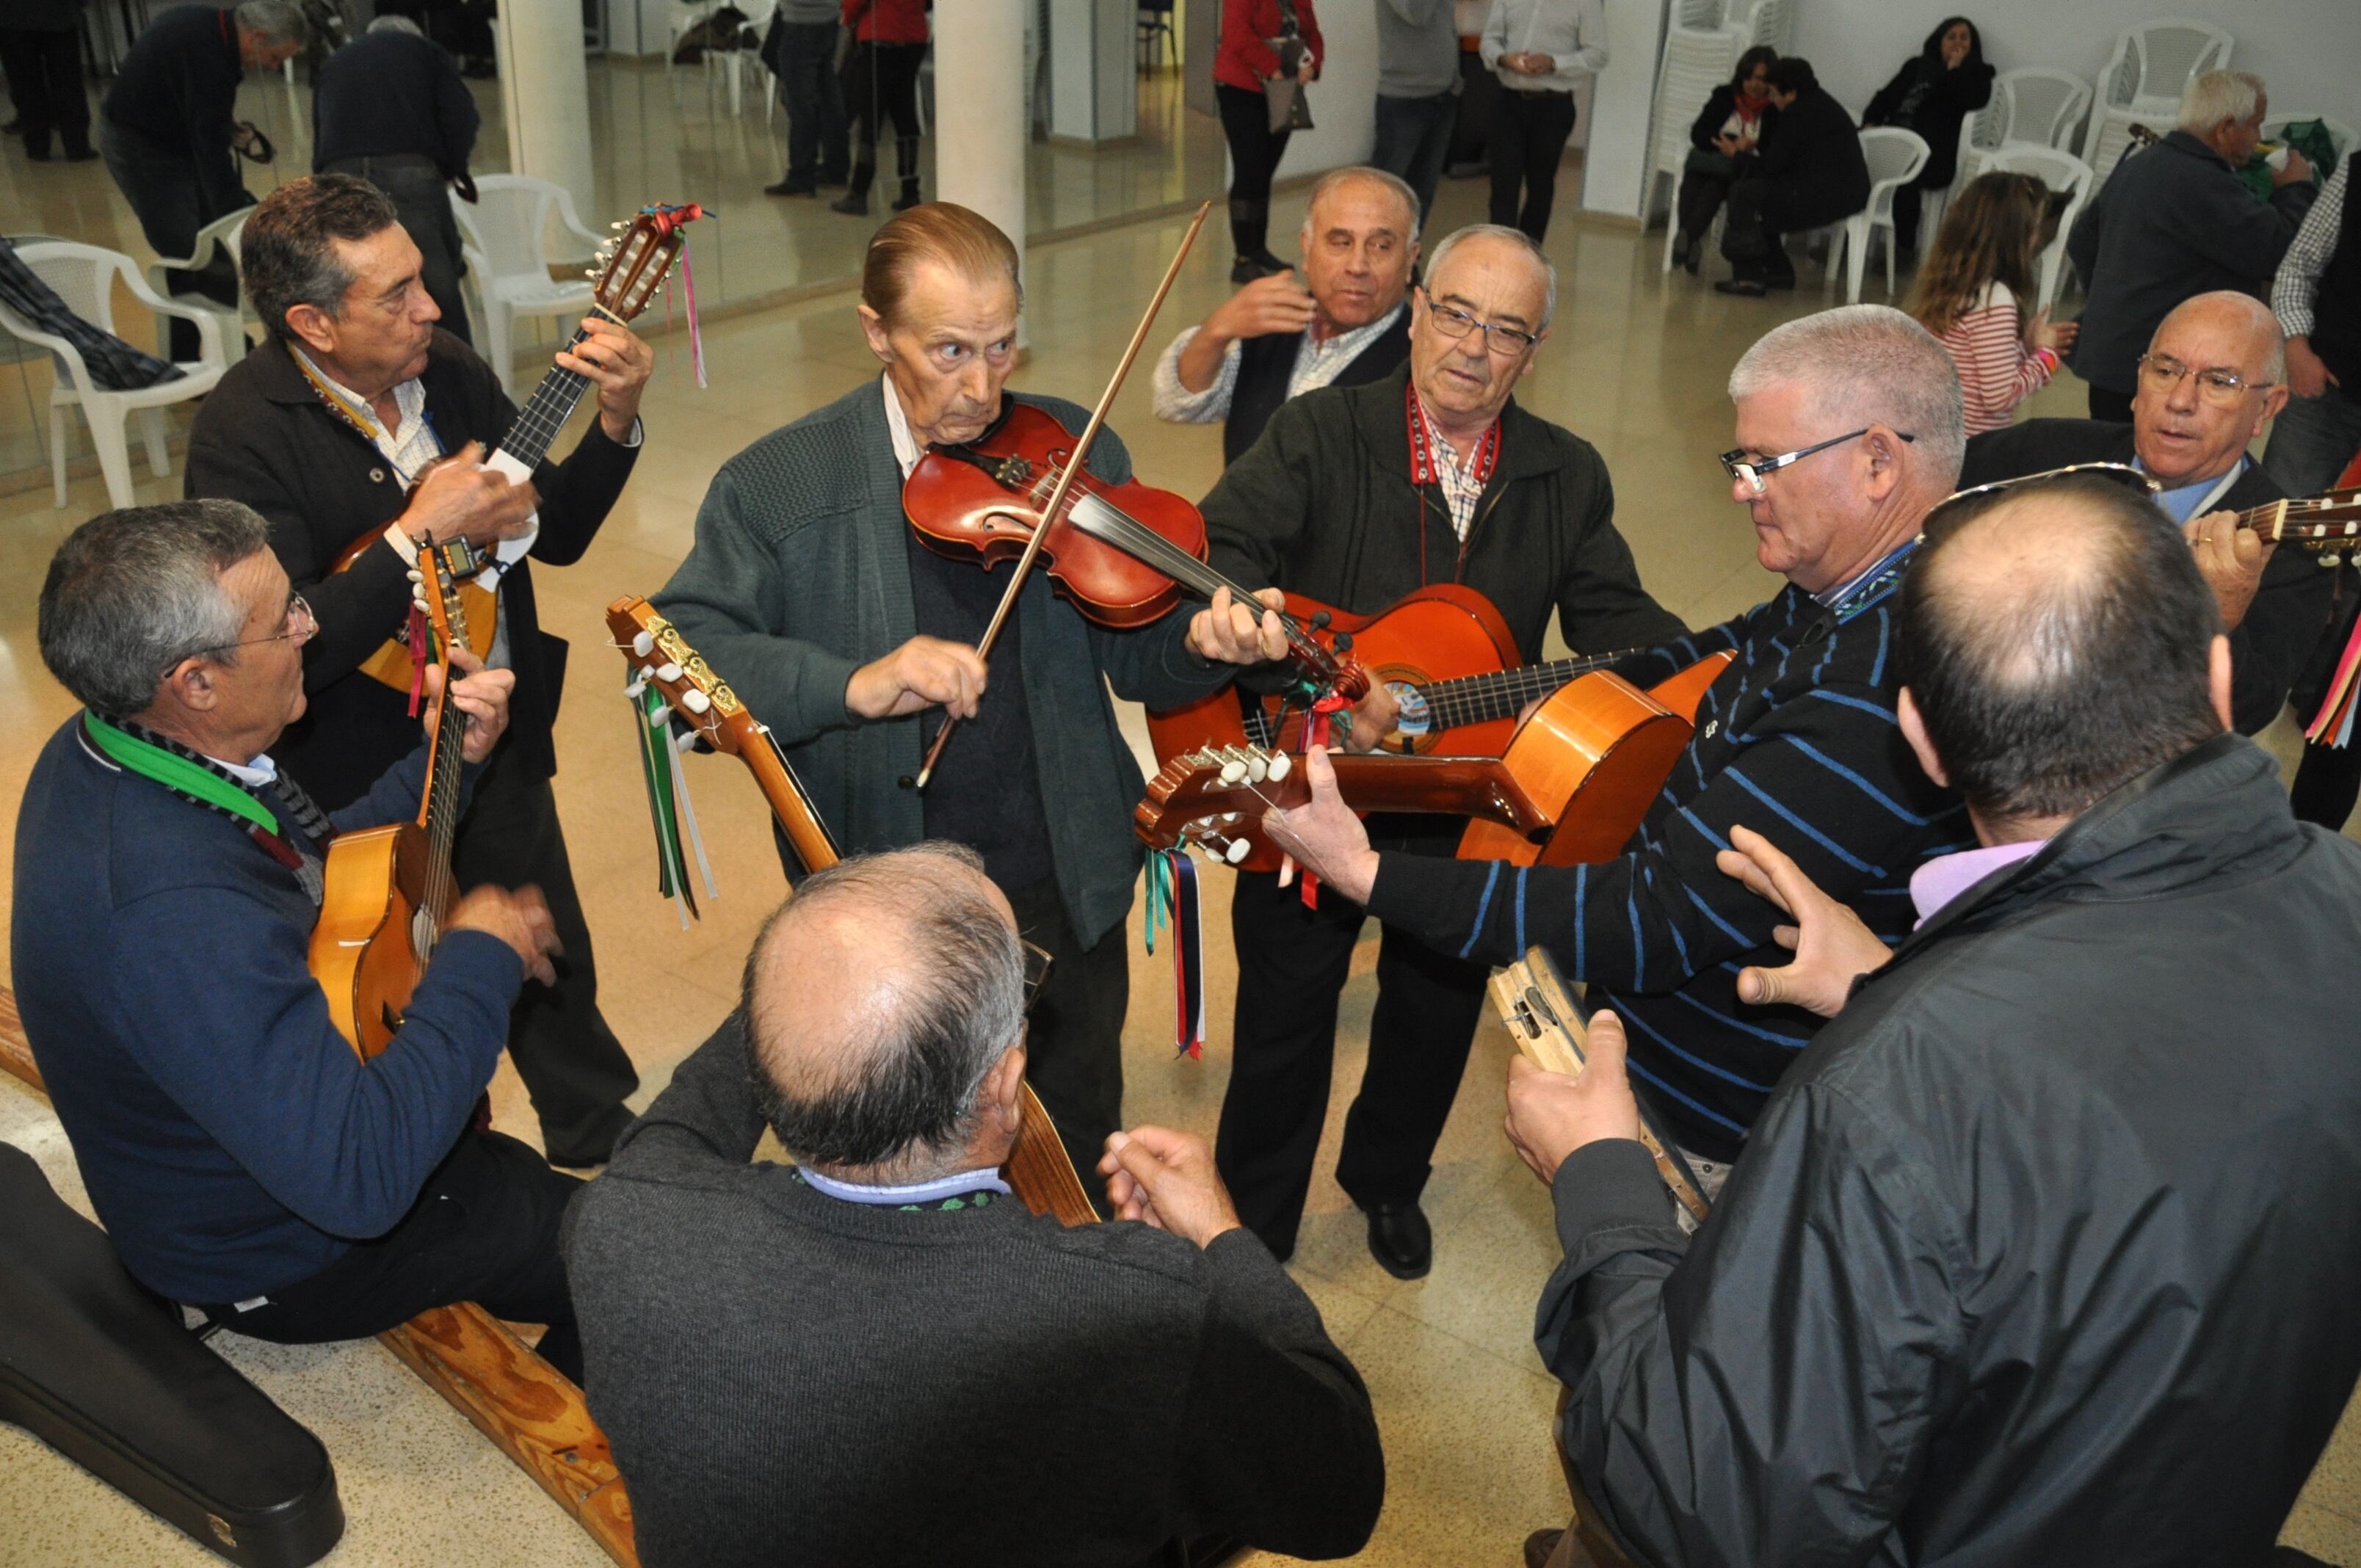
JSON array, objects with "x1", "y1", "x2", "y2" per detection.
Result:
[
  {"x1": 777, "y1": 20, "x2": 849, "y2": 182},
  {"x1": 1371, "y1": 89, "x2": 1457, "y2": 231},
  {"x1": 2264, "y1": 383, "x2": 2361, "y2": 497}
]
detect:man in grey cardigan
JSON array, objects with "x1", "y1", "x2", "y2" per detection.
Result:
[
  {"x1": 564, "y1": 844, "x2": 1385, "y2": 1567},
  {"x1": 656, "y1": 203, "x2": 1286, "y2": 1194},
  {"x1": 1373, "y1": 0, "x2": 1461, "y2": 229}
]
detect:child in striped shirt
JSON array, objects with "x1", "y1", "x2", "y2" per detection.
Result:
[{"x1": 1910, "y1": 172, "x2": 2077, "y2": 435}]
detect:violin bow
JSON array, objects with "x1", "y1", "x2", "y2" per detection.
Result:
[{"x1": 907, "y1": 200, "x2": 1215, "y2": 791}]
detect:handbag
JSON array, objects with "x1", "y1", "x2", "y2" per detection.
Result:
[
  {"x1": 1683, "y1": 147, "x2": 1736, "y2": 181},
  {"x1": 1263, "y1": 0, "x2": 1314, "y2": 133}
]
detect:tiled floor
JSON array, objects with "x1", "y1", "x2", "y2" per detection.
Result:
[{"x1": 1, "y1": 129, "x2": 2358, "y2": 1568}]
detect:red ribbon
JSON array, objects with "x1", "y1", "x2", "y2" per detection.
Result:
[{"x1": 1296, "y1": 693, "x2": 1352, "y2": 909}]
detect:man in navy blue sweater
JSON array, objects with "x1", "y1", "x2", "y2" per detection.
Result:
[
  {"x1": 12, "y1": 498, "x2": 584, "y2": 1376},
  {"x1": 1266, "y1": 306, "x2": 1972, "y2": 1177}
]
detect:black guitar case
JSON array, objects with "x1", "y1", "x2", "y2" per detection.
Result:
[{"x1": 0, "y1": 1141, "x2": 344, "y2": 1567}]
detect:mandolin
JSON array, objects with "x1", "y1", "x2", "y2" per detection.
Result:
[
  {"x1": 341, "y1": 203, "x2": 706, "y2": 692},
  {"x1": 310, "y1": 542, "x2": 476, "y2": 1059},
  {"x1": 606, "y1": 596, "x2": 1101, "y2": 1227}
]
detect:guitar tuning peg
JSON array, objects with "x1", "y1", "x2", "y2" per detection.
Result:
[
  {"x1": 624, "y1": 675, "x2": 648, "y2": 700},
  {"x1": 655, "y1": 661, "x2": 683, "y2": 682},
  {"x1": 1265, "y1": 751, "x2": 1294, "y2": 782},
  {"x1": 631, "y1": 630, "x2": 656, "y2": 657},
  {"x1": 610, "y1": 219, "x2": 627, "y2": 229},
  {"x1": 681, "y1": 686, "x2": 712, "y2": 715},
  {"x1": 674, "y1": 728, "x2": 701, "y2": 755}
]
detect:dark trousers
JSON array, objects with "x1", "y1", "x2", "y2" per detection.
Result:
[
  {"x1": 1007, "y1": 877, "x2": 1130, "y2": 1211},
  {"x1": 1216, "y1": 81, "x2": 1293, "y2": 261},
  {"x1": 1675, "y1": 168, "x2": 1733, "y2": 242},
  {"x1": 1446, "y1": 48, "x2": 1497, "y2": 173},
  {"x1": 1372, "y1": 88, "x2": 1458, "y2": 230},
  {"x1": 1890, "y1": 176, "x2": 1942, "y2": 256},
  {"x1": 2087, "y1": 382, "x2": 2135, "y2": 424},
  {"x1": 0, "y1": 25, "x2": 89, "y2": 157},
  {"x1": 1215, "y1": 828, "x2": 1491, "y2": 1259},
  {"x1": 1488, "y1": 87, "x2": 1577, "y2": 243},
  {"x1": 98, "y1": 120, "x2": 243, "y2": 361},
  {"x1": 1720, "y1": 175, "x2": 1805, "y2": 283},
  {"x1": 777, "y1": 19, "x2": 849, "y2": 183},
  {"x1": 323, "y1": 153, "x2": 470, "y2": 346},
  {"x1": 203, "y1": 1131, "x2": 584, "y2": 1383},
  {"x1": 842, "y1": 40, "x2": 924, "y2": 197},
  {"x1": 451, "y1": 749, "x2": 639, "y2": 1166}
]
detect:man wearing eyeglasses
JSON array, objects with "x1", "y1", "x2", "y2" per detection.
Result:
[
  {"x1": 1255, "y1": 305, "x2": 1972, "y2": 1205},
  {"x1": 15, "y1": 500, "x2": 586, "y2": 1377},
  {"x1": 1198, "y1": 224, "x2": 1685, "y2": 1277},
  {"x1": 1961, "y1": 291, "x2": 2332, "y2": 736}
]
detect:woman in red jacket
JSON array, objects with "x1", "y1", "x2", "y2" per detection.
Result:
[
  {"x1": 1216, "y1": 0, "x2": 1324, "y2": 283},
  {"x1": 831, "y1": 0, "x2": 930, "y2": 216}
]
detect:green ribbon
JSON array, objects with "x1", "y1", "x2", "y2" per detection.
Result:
[{"x1": 82, "y1": 712, "x2": 280, "y2": 837}]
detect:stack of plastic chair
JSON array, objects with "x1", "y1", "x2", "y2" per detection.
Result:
[
  {"x1": 1983, "y1": 145, "x2": 2096, "y2": 314},
  {"x1": 2083, "y1": 20, "x2": 2232, "y2": 183},
  {"x1": 449, "y1": 175, "x2": 605, "y2": 401},
  {"x1": 1724, "y1": 0, "x2": 1794, "y2": 54},
  {"x1": 1650, "y1": 23, "x2": 1742, "y2": 272}
]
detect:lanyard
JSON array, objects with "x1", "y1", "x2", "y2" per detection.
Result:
[
  {"x1": 1404, "y1": 380, "x2": 1501, "y2": 493},
  {"x1": 1814, "y1": 538, "x2": 1920, "y2": 625}
]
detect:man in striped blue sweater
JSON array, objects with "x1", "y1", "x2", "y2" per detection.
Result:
[{"x1": 1267, "y1": 306, "x2": 1973, "y2": 1173}]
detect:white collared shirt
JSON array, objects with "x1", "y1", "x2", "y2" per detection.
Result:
[
  {"x1": 882, "y1": 373, "x2": 923, "y2": 478},
  {"x1": 1152, "y1": 300, "x2": 1408, "y2": 426},
  {"x1": 211, "y1": 752, "x2": 280, "y2": 789}
]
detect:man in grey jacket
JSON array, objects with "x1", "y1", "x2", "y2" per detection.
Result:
[
  {"x1": 2067, "y1": 68, "x2": 2316, "y2": 421},
  {"x1": 565, "y1": 843, "x2": 1385, "y2": 1567},
  {"x1": 656, "y1": 203, "x2": 1285, "y2": 1194},
  {"x1": 1372, "y1": 0, "x2": 1459, "y2": 229},
  {"x1": 1512, "y1": 471, "x2": 2361, "y2": 1565}
]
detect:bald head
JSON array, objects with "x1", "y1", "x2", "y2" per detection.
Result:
[
  {"x1": 742, "y1": 844, "x2": 1027, "y2": 1179},
  {"x1": 2132, "y1": 292, "x2": 2288, "y2": 487},
  {"x1": 1899, "y1": 473, "x2": 2224, "y2": 828}
]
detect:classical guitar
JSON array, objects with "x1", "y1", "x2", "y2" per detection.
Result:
[
  {"x1": 606, "y1": 595, "x2": 1101, "y2": 1227},
  {"x1": 2233, "y1": 486, "x2": 2361, "y2": 551},
  {"x1": 1142, "y1": 650, "x2": 1733, "y2": 874},
  {"x1": 339, "y1": 203, "x2": 706, "y2": 692},
  {"x1": 310, "y1": 542, "x2": 476, "y2": 1059}
]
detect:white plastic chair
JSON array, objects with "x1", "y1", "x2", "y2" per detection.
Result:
[
  {"x1": 1982, "y1": 145, "x2": 2095, "y2": 315},
  {"x1": 1722, "y1": 0, "x2": 1793, "y2": 54},
  {"x1": 0, "y1": 242, "x2": 228, "y2": 509},
  {"x1": 1817, "y1": 128, "x2": 1928, "y2": 304},
  {"x1": 143, "y1": 208, "x2": 252, "y2": 366},
  {"x1": 450, "y1": 175, "x2": 604, "y2": 399},
  {"x1": 1670, "y1": 0, "x2": 1722, "y2": 28},
  {"x1": 2083, "y1": 21, "x2": 2233, "y2": 184},
  {"x1": 1647, "y1": 25, "x2": 1741, "y2": 272},
  {"x1": 1946, "y1": 68, "x2": 2094, "y2": 241}
]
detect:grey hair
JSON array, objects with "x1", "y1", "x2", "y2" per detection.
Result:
[
  {"x1": 1727, "y1": 304, "x2": 1966, "y2": 487},
  {"x1": 37, "y1": 500, "x2": 271, "y2": 719},
  {"x1": 2156, "y1": 289, "x2": 2286, "y2": 383},
  {"x1": 1423, "y1": 223, "x2": 1556, "y2": 328},
  {"x1": 743, "y1": 843, "x2": 1027, "y2": 1178},
  {"x1": 1301, "y1": 164, "x2": 1424, "y2": 246},
  {"x1": 2177, "y1": 69, "x2": 2266, "y2": 134},
  {"x1": 366, "y1": 14, "x2": 425, "y2": 35},
  {"x1": 233, "y1": 0, "x2": 308, "y2": 45}
]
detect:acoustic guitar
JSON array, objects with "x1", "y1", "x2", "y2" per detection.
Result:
[
  {"x1": 606, "y1": 596, "x2": 1101, "y2": 1227},
  {"x1": 338, "y1": 203, "x2": 705, "y2": 691},
  {"x1": 310, "y1": 542, "x2": 476, "y2": 1059},
  {"x1": 1139, "y1": 653, "x2": 1733, "y2": 874}
]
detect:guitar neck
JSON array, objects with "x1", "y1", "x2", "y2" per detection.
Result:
[
  {"x1": 1326, "y1": 754, "x2": 1550, "y2": 834},
  {"x1": 2243, "y1": 490, "x2": 2361, "y2": 550},
  {"x1": 1410, "y1": 648, "x2": 1637, "y2": 732},
  {"x1": 495, "y1": 313, "x2": 620, "y2": 470},
  {"x1": 739, "y1": 722, "x2": 843, "y2": 878}
]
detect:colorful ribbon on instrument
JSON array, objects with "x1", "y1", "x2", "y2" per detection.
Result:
[
  {"x1": 1290, "y1": 692, "x2": 1352, "y2": 910},
  {"x1": 627, "y1": 680, "x2": 718, "y2": 927},
  {"x1": 667, "y1": 236, "x2": 708, "y2": 391},
  {"x1": 2305, "y1": 613, "x2": 2361, "y2": 749},
  {"x1": 1143, "y1": 848, "x2": 1206, "y2": 1059}
]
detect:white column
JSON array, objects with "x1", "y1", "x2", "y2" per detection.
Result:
[
  {"x1": 1578, "y1": 0, "x2": 1669, "y2": 218},
  {"x1": 934, "y1": 0, "x2": 1029, "y2": 283},
  {"x1": 495, "y1": 0, "x2": 599, "y2": 256}
]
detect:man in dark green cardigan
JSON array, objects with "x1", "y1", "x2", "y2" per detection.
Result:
[{"x1": 657, "y1": 204, "x2": 1290, "y2": 1192}]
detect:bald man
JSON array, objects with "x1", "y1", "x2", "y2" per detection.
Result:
[
  {"x1": 1962, "y1": 290, "x2": 2335, "y2": 733},
  {"x1": 1514, "y1": 471, "x2": 2361, "y2": 1564},
  {"x1": 562, "y1": 843, "x2": 1384, "y2": 1568}
]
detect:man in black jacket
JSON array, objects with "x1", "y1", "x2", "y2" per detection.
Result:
[
  {"x1": 1511, "y1": 470, "x2": 2361, "y2": 1565},
  {"x1": 186, "y1": 175, "x2": 653, "y2": 1166},
  {"x1": 1715, "y1": 56, "x2": 1868, "y2": 297},
  {"x1": 2067, "y1": 68, "x2": 2316, "y2": 422},
  {"x1": 1200, "y1": 223, "x2": 1686, "y2": 1277},
  {"x1": 1961, "y1": 291, "x2": 2332, "y2": 736},
  {"x1": 1153, "y1": 167, "x2": 1418, "y2": 465},
  {"x1": 564, "y1": 843, "x2": 1385, "y2": 1568}
]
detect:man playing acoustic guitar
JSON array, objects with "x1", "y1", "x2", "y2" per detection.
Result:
[{"x1": 12, "y1": 501, "x2": 584, "y2": 1378}]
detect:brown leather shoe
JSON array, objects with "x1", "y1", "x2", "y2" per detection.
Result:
[{"x1": 1523, "y1": 1528, "x2": 1564, "y2": 1568}]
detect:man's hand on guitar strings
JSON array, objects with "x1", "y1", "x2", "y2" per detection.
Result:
[
  {"x1": 423, "y1": 647, "x2": 517, "y2": 763},
  {"x1": 556, "y1": 316, "x2": 656, "y2": 444},
  {"x1": 1504, "y1": 1011, "x2": 1642, "y2": 1186},
  {"x1": 1715, "y1": 825, "x2": 1891, "y2": 1017},
  {"x1": 402, "y1": 443, "x2": 538, "y2": 551},
  {"x1": 1261, "y1": 745, "x2": 1379, "y2": 904},
  {"x1": 1098, "y1": 1127, "x2": 1244, "y2": 1248},
  {"x1": 2183, "y1": 511, "x2": 2271, "y2": 631},
  {"x1": 446, "y1": 884, "x2": 562, "y2": 987},
  {"x1": 1186, "y1": 585, "x2": 1291, "y2": 667}
]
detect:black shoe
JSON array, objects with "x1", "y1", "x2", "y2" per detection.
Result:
[
  {"x1": 1364, "y1": 1201, "x2": 1432, "y2": 1280},
  {"x1": 1253, "y1": 248, "x2": 1290, "y2": 275},
  {"x1": 766, "y1": 177, "x2": 817, "y2": 196},
  {"x1": 830, "y1": 191, "x2": 870, "y2": 216},
  {"x1": 0, "y1": 119, "x2": 18, "y2": 135},
  {"x1": 24, "y1": 147, "x2": 51, "y2": 162},
  {"x1": 891, "y1": 186, "x2": 921, "y2": 211},
  {"x1": 1714, "y1": 277, "x2": 1769, "y2": 297},
  {"x1": 1670, "y1": 231, "x2": 1693, "y2": 269},
  {"x1": 1230, "y1": 255, "x2": 1265, "y2": 283}
]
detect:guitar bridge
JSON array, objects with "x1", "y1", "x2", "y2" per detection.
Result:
[{"x1": 380, "y1": 1002, "x2": 403, "y2": 1034}]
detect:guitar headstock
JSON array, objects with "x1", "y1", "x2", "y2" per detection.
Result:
[
  {"x1": 1133, "y1": 744, "x2": 1308, "y2": 857},
  {"x1": 587, "y1": 204, "x2": 706, "y2": 324},
  {"x1": 418, "y1": 541, "x2": 472, "y2": 654},
  {"x1": 2264, "y1": 488, "x2": 2361, "y2": 551},
  {"x1": 607, "y1": 596, "x2": 753, "y2": 754}
]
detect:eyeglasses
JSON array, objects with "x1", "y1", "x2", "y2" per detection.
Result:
[
  {"x1": 1919, "y1": 462, "x2": 2158, "y2": 533},
  {"x1": 1020, "y1": 939, "x2": 1053, "y2": 1015},
  {"x1": 1418, "y1": 287, "x2": 1540, "y2": 355},
  {"x1": 1719, "y1": 429, "x2": 1915, "y2": 496},
  {"x1": 2136, "y1": 352, "x2": 2275, "y2": 406},
  {"x1": 183, "y1": 593, "x2": 316, "y2": 664}
]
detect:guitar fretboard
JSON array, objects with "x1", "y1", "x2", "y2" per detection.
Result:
[
  {"x1": 496, "y1": 306, "x2": 630, "y2": 469},
  {"x1": 2246, "y1": 488, "x2": 2361, "y2": 548},
  {"x1": 1412, "y1": 648, "x2": 1640, "y2": 732}
]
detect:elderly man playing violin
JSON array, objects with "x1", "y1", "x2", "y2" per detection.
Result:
[{"x1": 659, "y1": 202, "x2": 1304, "y2": 1197}]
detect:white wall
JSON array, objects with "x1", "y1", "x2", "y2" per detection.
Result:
[
  {"x1": 1272, "y1": 0, "x2": 1379, "y2": 178},
  {"x1": 1794, "y1": 0, "x2": 2361, "y2": 137}
]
